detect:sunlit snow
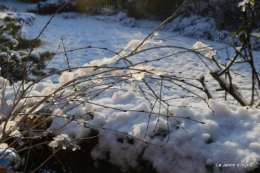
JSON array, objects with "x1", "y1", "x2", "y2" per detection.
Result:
[{"x1": 1, "y1": 0, "x2": 260, "y2": 173}]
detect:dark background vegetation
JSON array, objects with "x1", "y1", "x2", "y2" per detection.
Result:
[
  {"x1": 20, "y1": 0, "x2": 260, "y2": 31},
  {"x1": 1, "y1": 0, "x2": 260, "y2": 172}
]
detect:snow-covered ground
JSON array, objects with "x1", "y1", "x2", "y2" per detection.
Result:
[{"x1": 1, "y1": 0, "x2": 260, "y2": 173}]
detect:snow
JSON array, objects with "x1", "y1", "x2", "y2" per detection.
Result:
[
  {"x1": 238, "y1": 0, "x2": 254, "y2": 11},
  {"x1": 0, "y1": 52, "x2": 8, "y2": 59},
  {"x1": 48, "y1": 133, "x2": 81, "y2": 151},
  {"x1": 29, "y1": 52, "x2": 40, "y2": 60},
  {"x1": 58, "y1": 71, "x2": 74, "y2": 86},
  {"x1": 0, "y1": 0, "x2": 260, "y2": 173},
  {"x1": 251, "y1": 32, "x2": 260, "y2": 38},
  {"x1": 0, "y1": 10, "x2": 35, "y2": 26},
  {"x1": 193, "y1": 41, "x2": 216, "y2": 58}
]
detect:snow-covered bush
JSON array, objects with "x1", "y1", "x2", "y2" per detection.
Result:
[
  {"x1": 27, "y1": 0, "x2": 76, "y2": 14},
  {"x1": 27, "y1": 0, "x2": 122, "y2": 14},
  {"x1": 0, "y1": 2, "x2": 212, "y2": 171},
  {"x1": 1, "y1": 0, "x2": 260, "y2": 173},
  {"x1": 20, "y1": 0, "x2": 42, "y2": 3},
  {"x1": 0, "y1": 9, "x2": 58, "y2": 83},
  {"x1": 191, "y1": 0, "x2": 260, "y2": 107}
]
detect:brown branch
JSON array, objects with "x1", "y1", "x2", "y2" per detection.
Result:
[{"x1": 210, "y1": 71, "x2": 248, "y2": 106}]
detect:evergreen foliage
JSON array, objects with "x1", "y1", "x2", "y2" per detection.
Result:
[{"x1": 0, "y1": 9, "x2": 56, "y2": 83}]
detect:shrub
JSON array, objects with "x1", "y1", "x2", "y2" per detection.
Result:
[
  {"x1": 1, "y1": 1, "x2": 260, "y2": 173},
  {"x1": 0, "y1": 8, "x2": 56, "y2": 83},
  {"x1": 27, "y1": 0, "x2": 76, "y2": 14},
  {"x1": 19, "y1": 0, "x2": 43, "y2": 3},
  {"x1": 0, "y1": 2, "x2": 207, "y2": 172}
]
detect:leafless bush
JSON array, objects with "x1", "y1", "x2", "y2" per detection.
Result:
[
  {"x1": 2, "y1": 0, "x2": 259, "y2": 172},
  {"x1": 193, "y1": 0, "x2": 260, "y2": 107}
]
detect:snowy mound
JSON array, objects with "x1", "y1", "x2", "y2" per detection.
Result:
[
  {"x1": 1, "y1": 1, "x2": 260, "y2": 172},
  {"x1": 2, "y1": 75, "x2": 260, "y2": 173},
  {"x1": 1, "y1": 38, "x2": 259, "y2": 173}
]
